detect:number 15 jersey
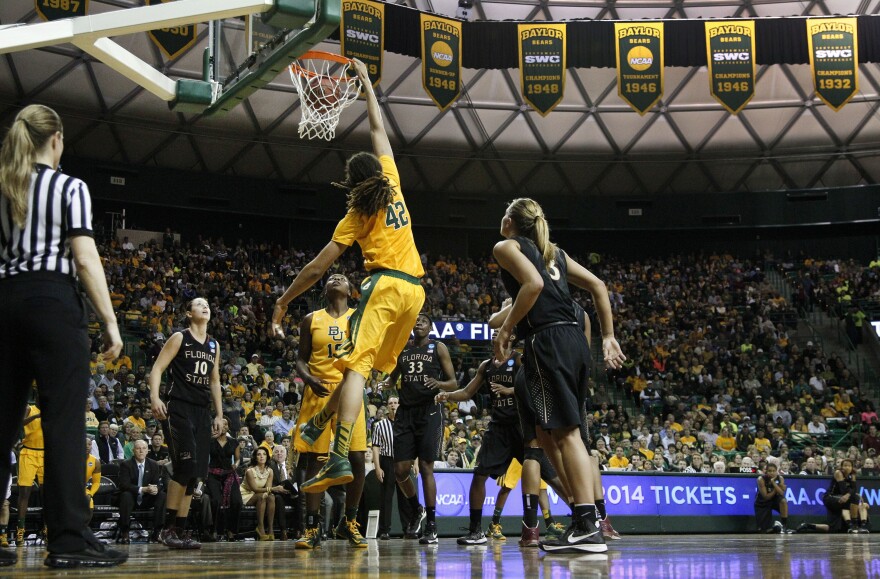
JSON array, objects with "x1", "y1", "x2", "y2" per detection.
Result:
[
  {"x1": 168, "y1": 328, "x2": 218, "y2": 407},
  {"x1": 309, "y1": 307, "x2": 355, "y2": 384},
  {"x1": 396, "y1": 340, "x2": 443, "y2": 408}
]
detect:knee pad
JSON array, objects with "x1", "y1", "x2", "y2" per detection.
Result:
[{"x1": 523, "y1": 446, "x2": 544, "y2": 463}]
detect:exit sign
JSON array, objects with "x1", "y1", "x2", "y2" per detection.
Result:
[{"x1": 628, "y1": 208, "x2": 643, "y2": 216}]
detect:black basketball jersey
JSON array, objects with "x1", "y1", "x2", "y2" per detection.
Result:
[
  {"x1": 167, "y1": 328, "x2": 217, "y2": 406},
  {"x1": 499, "y1": 236, "x2": 576, "y2": 338},
  {"x1": 483, "y1": 353, "x2": 519, "y2": 424},
  {"x1": 397, "y1": 339, "x2": 444, "y2": 407}
]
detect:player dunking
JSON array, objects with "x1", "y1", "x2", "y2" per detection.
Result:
[
  {"x1": 271, "y1": 57, "x2": 425, "y2": 497},
  {"x1": 493, "y1": 198, "x2": 625, "y2": 553},
  {"x1": 293, "y1": 274, "x2": 369, "y2": 549},
  {"x1": 381, "y1": 314, "x2": 458, "y2": 543},
  {"x1": 149, "y1": 298, "x2": 223, "y2": 550}
]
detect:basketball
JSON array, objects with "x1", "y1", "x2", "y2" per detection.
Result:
[{"x1": 303, "y1": 75, "x2": 340, "y2": 114}]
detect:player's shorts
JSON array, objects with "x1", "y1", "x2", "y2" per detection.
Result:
[
  {"x1": 335, "y1": 270, "x2": 425, "y2": 378},
  {"x1": 473, "y1": 421, "x2": 523, "y2": 478},
  {"x1": 496, "y1": 458, "x2": 549, "y2": 491},
  {"x1": 394, "y1": 403, "x2": 443, "y2": 463},
  {"x1": 523, "y1": 324, "x2": 591, "y2": 431},
  {"x1": 165, "y1": 398, "x2": 212, "y2": 483},
  {"x1": 293, "y1": 385, "x2": 368, "y2": 454},
  {"x1": 514, "y1": 366, "x2": 538, "y2": 444},
  {"x1": 17, "y1": 448, "x2": 45, "y2": 487}
]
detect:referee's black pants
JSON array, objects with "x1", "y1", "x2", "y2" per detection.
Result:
[
  {"x1": 0, "y1": 273, "x2": 93, "y2": 554},
  {"x1": 378, "y1": 455, "x2": 412, "y2": 535}
]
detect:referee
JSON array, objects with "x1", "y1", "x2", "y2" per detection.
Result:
[
  {"x1": 371, "y1": 396, "x2": 411, "y2": 539},
  {"x1": 0, "y1": 105, "x2": 126, "y2": 568}
]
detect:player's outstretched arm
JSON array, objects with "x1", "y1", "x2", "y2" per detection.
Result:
[
  {"x1": 352, "y1": 59, "x2": 392, "y2": 160},
  {"x1": 273, "y1": 241, "x2": 347, "y2": 337},
  {"x1": 438, "y1": 359, "x2": 489, "y2": 403}
]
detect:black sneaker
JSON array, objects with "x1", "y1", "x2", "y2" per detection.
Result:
[
  {"x1": 404, "y1": 506, "x2": 426, "y2": 540},
  {"x1": 539, "y1": 521, "x2": 608, "y2": 554},
  {"x1": 0, "y1": 550, "x2": 16, "y2": 567},
  {"x1": 180, "y1": 530, "x2": 202, "y2": 550},
  {"x1": 44, "y1": 540, "x2": 128, "y2": 568},
  {"x1": 419, "y1": 521, "x2": 438, "y2": 545},
  {"x1": 457, "y1": 530, "x2": 487, "y2": 545}
]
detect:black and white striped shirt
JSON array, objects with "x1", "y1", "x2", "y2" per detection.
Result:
[
  {"x1": 0, "y1": 164, "x2": 92, "y2": 279},
  {"x1": 371, "y1": 417, "x2": 394, "y2": 458}
]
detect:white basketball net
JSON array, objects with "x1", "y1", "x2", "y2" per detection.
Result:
[{"x1": 289, "y1": 55, "x2": 362, "y2": 141}]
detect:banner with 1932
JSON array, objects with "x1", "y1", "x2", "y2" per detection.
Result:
[{"x1": 807, "y1": 18, "x2": 859, "y2": 111}]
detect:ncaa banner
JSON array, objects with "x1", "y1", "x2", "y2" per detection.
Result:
[
  {"x1": 341, "y1": 0, "x2": 384, "y2": 88},
  {"x1": 518, "y1": 23, "x2": 566, "y2": 116},
  {"x1": 807, "y1": 18, "x2": 859, "y2": 111},
  {"x1": 615, "y1": 22, "x2": 664, "y2": 115},
  {"x1": 36, "y1": 0, "x2": 88, "y2": 21},
  {"x1": 421, "y1": 15, "x2": 462, "y2": 111},
  {"x1": 705, "y1": 21, "x2": 756, "y2": 115},
  {"x1": 146, "y1": 0, "x2": 197, "y2": 61}
]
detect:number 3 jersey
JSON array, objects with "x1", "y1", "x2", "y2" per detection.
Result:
[
  {"x1": 396, "y1": 340, "x2": 444, "y2": 408},
  {"x1": 167, "y1": 328, "x2": 218, "y2": 406},
  {"x1": 309, "y1": 307, "x2": 355, "y2": 384}
]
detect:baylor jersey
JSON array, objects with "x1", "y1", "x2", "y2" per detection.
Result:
[
  {"x1": 309, "y1": 307, "x2": 355, "y2": 383},
  {"x1": 397, "y1": 340, "x2": 444, "y2": 407},
  {"x1": 484, "y1": 353, "x2": 519, "y2": 425},
  {"x1": 499, "y1": 236, "x2": 576, "y2": 339},
  {"x1": 167, "y1": 328, "x2": 217, "y2": 406}
]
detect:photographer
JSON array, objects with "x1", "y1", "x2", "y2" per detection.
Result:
[{"x1": 754, "y1": 463, "x2": 793, "y2": 533}]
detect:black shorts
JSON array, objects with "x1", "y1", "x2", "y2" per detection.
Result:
[
  {"x1": 523, "y1": 325, "x2": 591, "y2": 431},
  {"x1": 164, "y1": 398, "x2": 212, "y2": 482},
  {"x1": 394, "y1": 403, "x2": 443, "y2": 463},
  {"x1": 514, "y1": 367, "x2": 537, "y2": 444},
  {"x1": 473, "y1": 421, "x2": 523, "y2": 478}
]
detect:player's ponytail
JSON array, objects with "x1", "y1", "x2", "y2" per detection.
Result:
[
  {"x1": 0, "y1": 105, "x2": 62, "y2": 228},
  {"x1": 333, "y1": 152, "x2": 395, "y2": 217},
  {"x1": 506, "y1": 198, "x2": 557, "y2": 269}
]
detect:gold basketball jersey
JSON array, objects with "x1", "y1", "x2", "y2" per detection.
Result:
[{"x1": 309, "y1": 307, "x2": 355, "y2": 383}]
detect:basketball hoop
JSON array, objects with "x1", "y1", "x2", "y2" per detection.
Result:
[{"x1": 289, "y1": 51, "x2": 362, "y2": 141}]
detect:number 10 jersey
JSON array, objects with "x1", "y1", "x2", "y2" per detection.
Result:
[{"x1": 167, "y1": 328, "x2": 218, "y2": 406}]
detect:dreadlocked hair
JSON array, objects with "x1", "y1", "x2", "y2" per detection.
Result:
[{"x1": 333, "y1": 152, "x2": 394, "y2": 217}]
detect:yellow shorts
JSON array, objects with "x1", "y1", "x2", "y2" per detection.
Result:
[
  {"x1": 18, "y1": 449, "x2": 45, "y2": 487},
  {"x1": 496, "y1": 459, "x2": 548, "y2": 491},
  {"x1": 293, "y1": 385, "x2": 368, "y2": 454},
  {"x1": 335, "y1": 271, "x2": 425, "y2": 378}
]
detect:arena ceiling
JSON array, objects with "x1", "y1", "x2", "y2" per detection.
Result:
[{"x1": 2, "y1": 0, "x2": 880, "y2": 198}]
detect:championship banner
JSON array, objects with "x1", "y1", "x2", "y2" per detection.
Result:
[
  {"x1": 615, "y1": 22, "x2": 664, "y2": 115},
  {"x1": 807, "y1": 18, "x2": 859, "y2": 111},
  {"x1": 705, "y1": 21, "x2": 756, "y2": 115},
  {"x1": 341, "y1": 0, "x2": 384, "y2": 88},
  {"x1": 36, "y1": 0, "x2": 88, "y2": 21},
  {"x1": 146, "y1": 0, "x2": 198, "y2": 61},
  {"x1": 420, "y1": 15, "x2": 462, "y2": 111},
  {"x1": 517, "y1": 23, "x2": 566, "y2": 116}
]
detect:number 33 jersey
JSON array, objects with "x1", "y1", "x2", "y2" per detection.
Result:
[
  {"x1": 168, "y1": 328, "x2": 218, "y2": 406},
  {"x1": 396, "y1": 340, "x2": 444, "y2": 407}
]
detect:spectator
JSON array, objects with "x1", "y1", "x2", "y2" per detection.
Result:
[
  {"x1": 115, "y1": 440, "x2": 165, "y2": 544},
  {"x1": 268, "y1": 445, "x2": 297, "y2": 542},
  {"x1": 716, "y1": 428, "x2": 736, "y2": 452},
  {"x1": 147, "y1": 433, "x2": 170, "y2": 466},
  {"x1": 240, "y1": 447, "x2": 274, "y2": 541},
  {"x1": 206, "y1": 418, "x2": 242, "y2": 542},
  {"x1": 609, "y1": 447, "x2": 629, "y2": 469},
  {"x1": 92, "y1": 421, "x2": 124, "y2": 464}
]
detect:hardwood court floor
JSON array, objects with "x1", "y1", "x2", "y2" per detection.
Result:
[{"x1": 5, "y1": 534, "x2": 879, "y2": 578}]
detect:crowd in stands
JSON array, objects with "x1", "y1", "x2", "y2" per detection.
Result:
[{"x1": 12, "y1": 235, "x2": 880, "y2": 539}]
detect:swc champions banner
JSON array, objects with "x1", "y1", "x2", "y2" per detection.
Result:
[
  {"x1": 705, "y1": 21, "x2": 756, "y2": 115},
  {"x1": 518, "y1": 23, "x2": 566, "y2": 116},
  {"x1": 807, "y1": 18, "x2": 859, "y2": 111},
  {"x1": 36, "y1": 0, "x2": 87, "y2": 21},
  {"x1": 341, "y1": 0, "x2": 384, "y2": 87},
  {"x1": 145, "y1": 0, "x2": 197, "y2": 61},
  {"x1": 425, "y1": 471, "x2": 880, "y2": 518},
  {"x1": 615, "y1": 22, "x2": 664, "y2": 115},
  {"x1": 421, "y1": 15, "x2": 462, "y2": 111}
]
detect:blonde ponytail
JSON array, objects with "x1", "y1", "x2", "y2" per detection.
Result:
[
  {"x1": 506, "y1": 197, "x2": 557, "y2": 268},
  {"x1": 0, "y1": 105, "x2": 63, "y2": 228}
]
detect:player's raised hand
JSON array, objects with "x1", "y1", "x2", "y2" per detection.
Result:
[{"x1": 271, "y1": 302, "x2": 287, "y2": 338}]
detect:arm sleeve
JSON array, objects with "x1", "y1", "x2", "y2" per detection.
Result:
[
  {"x1": 65, "y1": 178, "x2": 94, "y2": 238},
  {"x1": 331, "y1": 211, "x2": 362, "y2": 247},
  {"x1": 87, "y1": 468, "x2": 101, "y2": 497}
]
